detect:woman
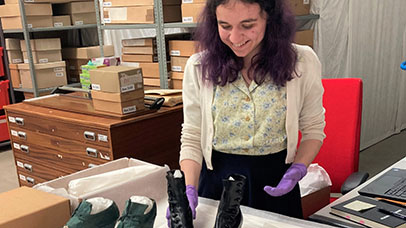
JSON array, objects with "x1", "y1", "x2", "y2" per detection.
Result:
[{"x1": 179, "y1": 0, "x2": 325, "y2": 220}]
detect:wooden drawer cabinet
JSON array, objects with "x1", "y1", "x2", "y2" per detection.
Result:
[{"x1": 5, "y1": 101, "x2": 183, "y2": 186}]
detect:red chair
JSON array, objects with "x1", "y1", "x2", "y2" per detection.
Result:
[{"x1": 313, "y1": 78, "x2": 368, "y2": 203}]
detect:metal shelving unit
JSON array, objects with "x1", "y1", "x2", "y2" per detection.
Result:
[{"x1": 0, "y1": 0, "x2": 98, "y2": 98}]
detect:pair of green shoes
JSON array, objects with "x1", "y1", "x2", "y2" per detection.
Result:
[{"x1": 64, "y1": 196, "x2": 157, "y2": 228}]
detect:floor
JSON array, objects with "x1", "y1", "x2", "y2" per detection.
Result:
[{"x1": 0, "y1": 130, "x2": 405, "y2": 194}]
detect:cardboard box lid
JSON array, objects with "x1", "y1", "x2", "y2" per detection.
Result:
[
  {"x1": 0, "y1": 186, "x2": 70, "y2": 228},
  {"x1": 90, "y1": 66, "x2": 143, "y2": 93},
  {"x1": 17, "y1": 61, "x2": 66, "y2": 70},
  {"x1": 5, "y1": 38, "x2": 21, "y2": 50},
  {"x1": 62, "y1": 45, "x2": 115, "y2": 59},
  {"x1": 0, "y1": 3, "x2": 52, "y2": 17},
  {"x1": 20, "y1": 38, "x2": 61, "y2": 51},
  {"x1": 91, "y1": 88, "x2": 144, "y2": 102},
  {"x1": 102, "y1": 0, "x2": 180, "y2": 7},
  {"x1": 9, "y1": 63, "x2": 18, "y2": 70},
  {"x1": 121, "y1": 38, "x2": 156, "y2": 47}
]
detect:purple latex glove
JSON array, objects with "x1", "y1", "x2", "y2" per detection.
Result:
[
  {"x1": 264, "y1": 163, "x2": 307, "y2": 197},
  {"x1": 166, "y1": 185, "x2": 198, "y2": 227}
]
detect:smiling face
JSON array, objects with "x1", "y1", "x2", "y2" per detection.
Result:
[{"x1": 216, "y1": 0, "x2": 267, "y2": 63}]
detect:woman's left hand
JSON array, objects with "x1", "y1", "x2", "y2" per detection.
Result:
[{"x1": 263, "y1": 163, "x2": 307, "y2": 196}]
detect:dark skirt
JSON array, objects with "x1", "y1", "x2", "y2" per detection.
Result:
[{"x1": 198, "y1": 149, "x2": 303, "y2": 218}]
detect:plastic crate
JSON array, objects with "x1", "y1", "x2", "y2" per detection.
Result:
[
  {"x1": 0, "y1": 47, "x2": 4, "y2": 76},
  {"x1": 0, "y1": 80, "x2": 10, "y2": 110},
  {"x1": 0, "y1": 115, "x2": 9, "y2": 142}
]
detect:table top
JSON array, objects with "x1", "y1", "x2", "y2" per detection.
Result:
[{"x1": 314, "y1": 157, "x2": 406, "y2": 225}]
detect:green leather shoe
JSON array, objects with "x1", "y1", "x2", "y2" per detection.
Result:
[
  {"x1": 115, "y1": 196, "x2": 157, "y2": 228},
  {"x1": 64, "y1": 197, "x2": 120, "y2": 228}
]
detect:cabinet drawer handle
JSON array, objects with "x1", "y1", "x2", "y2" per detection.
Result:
[
  {"x1": 26, "y1": 177, "x2": 35, "y2": 185},
  {"x1": 24, "y1": 163, "x2": 33, "y2": 172},
  {"x1": 84, "y1": 131, "x2": 96, "y2": 141},
  {"x1": 15, "y1": 117, "x2": 24, "y2": 126},
  {"x1": 86, "y1": 148, "x2": 97, "y2": 158},
  {"x1": 20, "y1": 145, "x2": 29, "y2": 153},
  {"x1": 17, "y1": 131, "x2": 26, "y2": 140}
]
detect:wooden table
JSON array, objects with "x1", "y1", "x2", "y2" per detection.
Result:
[{"x1": 4, "y1": 94, "x2": 183, "y2": 187}]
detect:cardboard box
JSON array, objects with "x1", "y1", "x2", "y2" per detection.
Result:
[
  {"x1": 66, "y1": 59, "x2": 89, "y2": 71},
  {"x1": 0, "y1": 186, "x2": 70, "y2": 228},
  {"x1": 121, "y1": 38, "x2": 156, "y2": 47},
  {"x1": 90, "y1": 66, "x2": 143, "y2": 93},
  {"x1": 103, "y1": 6, "x2": 154, "y2": 24},
  {"x1": 93, "y1": 97, "x2": 145, "y2": 114},
  {"x1": 18, "y1": 61, "x2": 67, "y2": 89},
  {"x1": 181, "y1": 3, "x2": 205, "y2": 23},
  {"x1": 294, "y1": 29, "x2": 314, "y2": 48},
  {"x1": 71, "y1": 12, "x2": 97, "y2": 25},
  {"x1": 122, "y1": 46, "x2": 157, "y2": 55},
  {"x1": 170, "y1": 71, "x2": 183, "y2": 80},
  {"x1": 22, "y1": 50, "x2": 62, "y2": 63},
  {"x1": 168, "y1": 40, "x2": 198, "y2": 57},
  {"x1": 62, "y1": 45, "x2": 114, "y2": 59},
  {"x1": 91, "y1": 89, "x2": 144, "y2": 102},
  {"x1": 0, "y1": 3, "x2": 52, "y2": 17},
  {"x1": 301, "y1": 186, "x2": 330, "y2": 219},
  {"x1": 182, "y1": 0, "x2": 205, "y2": 3},
  {"x1": 121, "y1": 62, "x2": 166, "y2": 78},
  {"x1": 9, "y1": 64, "x2": 21, "y2": 88},
  {"x1": 102, "y1": 0, "x2": 180, "y2": 7},
  {"x1": 122, "y1": 54, "x2": 157, "y2": 62},
  {"x1": 7, "y1": 50, "x2": 23, "y2": 64},
  {"x1": 287, "y1": 0, "x2": 311, "y2": 16},
  {"x1": 1, "y1": 16, "x2": 53, "y2": 30},
  {"x1": 170, "y1": 56, "x2": 188, "y2": 72},
  {"x1": 53, "y1": 15, "x2": 71, "y2": 27},
  {"x1": 163, "y1": 5, "x2": 181, "y2": 23},
  {"x1": 5, "y1": 38, "x2": 21, "y2": 50},
  {"x1": 53, "y1": 1, "x2": 95, "y2": 14},
  {"x1": 20, "y1": 38, "x2": 61, "y2": 52},
  {"x1": 144, "y1": 77, "x2": 170, "y2": 87},
  {"x1": 6, "y1": 0, "x2": 85, "y2": 3},
  {"x1": 172, "y1": 78, "x2": 182, "y2": 89},
  {"x1": 33, "y1": 158, "x2": 169, "y2": 217}
]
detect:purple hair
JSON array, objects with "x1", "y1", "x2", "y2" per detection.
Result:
[{"x1": 194, "y1": 0, "x2": 298, "y2": 87}]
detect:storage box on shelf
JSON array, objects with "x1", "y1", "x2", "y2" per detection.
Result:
[
  {"x1": 168, "y1": 40, "x2": 198, "y2": 89},
  {"x1": 287, "y1": 0, "x2": 311, "y2": 16},
  {"x1": 181, "y1": 2, "x2": 205, "y2": 23},
  {"x1": 0, "y1": 3, "x2": 53, "y2": 30},
  {"x1": 5, "y1": 38, "x2": 23, "y2": 65},
  {"x1": 294, "y1": 29, "x2": 314, "y2": 48},
  {"x1": 4, "y1": 99, "x2": 183, "y2": 187},
  {"x1": 53, "y1": 1, "x2": 97, "y2": 25},
  {"x1": 102, "y1": 0, "x2": 181, "y2": 24}
]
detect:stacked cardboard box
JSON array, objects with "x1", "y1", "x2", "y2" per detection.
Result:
[
  {"x1": 181, "y1": 0, "x2": 205, "y2": 23},
  {"x1": 90, "y1": 66, "x2": 145, "y2": 114},
  {"x1": 5, "y1": 38, "x2": 23, "y2": 88},
  {"x1": 52, "y1": 1, "x2": 96, "y2": 26},
  {"x1": 62, "y1": 45, "x2": 114, "y2": 84},
  {"x1": 102, "y1": 0, "x2": 181, "y2": 24},
  {"x1": 0, "y1": 2, "x2": 53, "y2": 30},
  {"x1": 287, "y1": 0, "x2": 311, "y2": 16},
  {"x1": 168, "y1": 40, "x2": 198, "y2": 89},
  {"x1": 120, "y1": 38, "x2": 168, "y2": 89},
  {"x1": 17, "y1": 38, "x2": 68, "y2": 89},
  {"x1": 294, "y1": 29, "x2": 314, "y2": 48}
]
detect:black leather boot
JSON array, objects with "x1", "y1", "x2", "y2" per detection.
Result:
[
  {"x1": 166, "y1": 170, "x2": 194, "y2": 228},
  {"x1": 214, "y1": 174, "x2": 246, "y2": 228}
]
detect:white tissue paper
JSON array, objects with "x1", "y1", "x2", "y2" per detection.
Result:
[
  {"x1": 68, "y1": 164, "x2": 160, "y2": 196},
  {"x1": 299, "y1": 163, "x2": 332, "y2": 197}
]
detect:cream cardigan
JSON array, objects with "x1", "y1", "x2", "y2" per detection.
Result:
[{"x1": 179, "y1": 44, "x2": 326, "y2": 170}]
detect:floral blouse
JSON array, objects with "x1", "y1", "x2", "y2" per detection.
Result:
[{"x1": 212, "y1": 72, "x2": 288, "y2": 155}]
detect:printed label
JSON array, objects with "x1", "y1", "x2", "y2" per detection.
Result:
[
  {"x1": 55, "y1": 72, "x2": 64, "y2": 77},
  {"x1": 24, "y1": 59, "x2": 29, "y2": 63},
  {"x1": 303, "y1": 0, "x2": 309, "y2": 4},
  {"x1": 12, "y1": 58, "x2": 22, "y2": 63},
  {"x1": 103, "y1": 2, "x2": 112, "y2": 6},
  {"x1": 54, "y1": 22, "x2": 63, "y2": 27},
  {"x1": 103, "y1": 18, "x2": 112, "y2": 23},
  {"x1": 17, "y1": 161, "x2": 24, "y2": 168},
  {"x1": 121, "y1": 84, "x2": 135, "y2": 93},
  {"x1": 136, "y1": 83, "x2": 143, "y2": 89},
  {"x1": 92, "y1": 84, "x2": 101, "y2": 90},
  {"x1": 54, "y1": 67, "x2": 64, "y2": 72},
  {"x1": 8, "y1": 116, "x2": 16, "y2": 123},
  {"x1": 13, "y1": 143, "x2": 20, "y2": 150},
  {"x1": 98, "y1": 134, "x2": 108, "y2": 142},
  {"x1": 182, "y1": 0, "x2": 193, "y2": 3},
  {"x1": 27, "y1": 24, "x2": 33, "y2": 28},
  {"x1": 25, "y1": 0, "x2": 34, "y2": 2},
  {"x1": 75, "y1": 21, "x2": 84, "y2": 25},
  {"x1": 170, "y1": 50, "x2": 181, "y2": 56},
  {"x1": 182, "y1": 17, "x2": 193, "y2": 23},
  {"x1": 11, "y1": 130, "x2": 18, "y2": 137},
  {"x1": 172, "y1": 66, "x2": 182, "y2": 72},
  {"x1": 123, "y1": 105, "x2": 137, "y2": 114},
  {"x1": 39, "y1": 58, "x2": 48, "y2": 63},
  {"x1": 19, "y1": 174, "x2": 26, "y2": 181}
]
